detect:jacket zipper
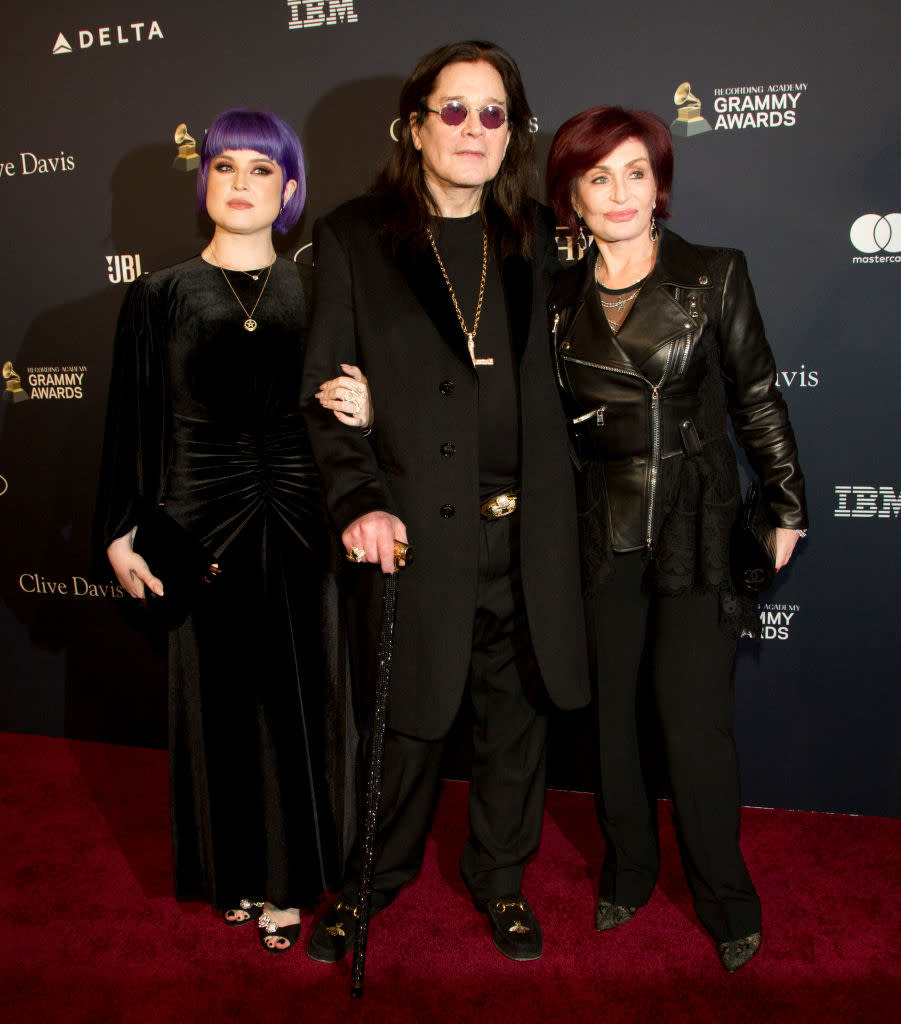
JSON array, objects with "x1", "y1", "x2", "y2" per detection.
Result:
[
  {"x1": 571, "y1": 405, "x2": 606, "y2": 426},
  {"x1": 646, "y1": 346, "x2": 676, "y2": 553},
  {"x1": 647, "y1": 384, "x2": 662, "y2": 553},
  {"x1": 563, "y1": 351, "x2": 675, "y2": 553}
]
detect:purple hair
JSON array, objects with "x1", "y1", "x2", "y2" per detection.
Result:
[{"x1": 197, "y1": 109, "x2": 306, "y2": 233}]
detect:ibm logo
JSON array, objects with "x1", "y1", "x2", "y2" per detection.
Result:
[
  {"x1": 287, "y1": 0, "x2": 358, "y2": 29},
  {"x1": 834, "y1": 486, "x2": 901, "y2": 519}
]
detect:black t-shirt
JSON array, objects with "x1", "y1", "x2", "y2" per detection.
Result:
[{"x1": 431, "y1": 213, "x2": 520, "y2": 499}]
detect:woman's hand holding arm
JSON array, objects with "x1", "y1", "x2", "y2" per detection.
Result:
[
  {"x1": 107, "y1": 530, "x2": 164, "y2": 600},
  {"x1": 316, "y1": 363, "x2": 373, "y2": 429}
]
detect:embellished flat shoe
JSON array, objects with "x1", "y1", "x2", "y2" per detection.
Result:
[
  {"x1": 718, "y1": 931, "x2": 761, "y2": 972},
  {"x1": 258, "y1": 911, "x2": 302, "y2": 954},
  {"x1": 223, "y1": 899, "x2": 264, "y2": 926},
  {"x1": 595, "y1": 898, "x2": 637, "y2": 932},
  {"x1": 484, "y1": 894, "x2": 542, "y2": 961}
]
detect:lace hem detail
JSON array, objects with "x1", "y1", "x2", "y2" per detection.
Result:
[{"x1": 578, "y1": 444, "x2": 759, "y2": 637}]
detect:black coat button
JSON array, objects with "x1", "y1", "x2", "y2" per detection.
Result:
[
  {"x1": 440, "y1": 442, "x2": 456, "y2": 458},
  {"x1": 699, "y1": 275, "x2": 710, "y2": 285},
  {"x1": 440, "y1": 504, "x2": 456, "y2": 519},
  {"x1": 439, "y1": 380, "x2": 456, "y2": 396}
]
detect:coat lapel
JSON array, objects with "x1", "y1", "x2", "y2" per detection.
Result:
[
  {"x1": 393, "y1": 235, "x2": 474, "y2": 367},
  {"x1": 562, "y1": 245, "x2": 636, "y2": 372},
  {"x1": 614, "y1": 227, "x2": 716, "y2": 366},
  {"x1": 560, "y1": 231, "x2": 716, "y2": 374}
]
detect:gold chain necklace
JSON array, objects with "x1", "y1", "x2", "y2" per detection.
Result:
[
  {"x1": 426, "y1": 225, "x2": 493, "y2": 367},
  {"x1": 210, "y1": 247, "x2": 275, "y2": 332}
]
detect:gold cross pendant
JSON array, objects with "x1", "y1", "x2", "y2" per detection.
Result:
[{"x1": 468, "y1": 333, "x2": 494, "y2": 367}]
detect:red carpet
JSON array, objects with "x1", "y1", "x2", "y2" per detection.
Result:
[{"x1": 2, "y1": 731, "x2": 899, "y2": 1023}]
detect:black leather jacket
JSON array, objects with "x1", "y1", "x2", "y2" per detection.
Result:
[{"x1": 550, "y1": 228, "x2": 807, "y2": 558}]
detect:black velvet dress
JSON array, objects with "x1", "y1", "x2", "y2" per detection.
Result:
[{"x1": 98, "y1": 255, "x2": 342, "y2": 909}]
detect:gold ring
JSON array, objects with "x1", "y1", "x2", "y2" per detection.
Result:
[
  {"x1": 347, "y1": 546, "x2": 366, "y2": 563},
  {"x1": 393, "y1": 540, "x2": 414, "y2": 565}
]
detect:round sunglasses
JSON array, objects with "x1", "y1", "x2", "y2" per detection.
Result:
[{"x1": 425, "y1": 101, "x2": 508, "y2": 131}]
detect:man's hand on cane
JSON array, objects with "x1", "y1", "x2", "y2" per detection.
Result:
[{"x1": 343, "y1": 511, "x2": 409, "y2": 573}]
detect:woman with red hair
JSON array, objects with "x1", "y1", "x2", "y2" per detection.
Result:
[{"x1": 546, "y1": 106, "x2": 807, "y2": 972}]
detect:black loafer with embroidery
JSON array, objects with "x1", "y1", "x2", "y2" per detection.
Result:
[
  {"x1": 484, "y1": 894, "x2": 543, "y2": 961},
  {"x1": 307, "y1": 897, "x2": 360, "y2": 963}
]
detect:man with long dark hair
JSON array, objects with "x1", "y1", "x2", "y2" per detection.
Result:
[{"x1": 302, "y1": 41, "x2": 588, "y2": 962}]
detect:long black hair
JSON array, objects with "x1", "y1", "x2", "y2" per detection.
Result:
[{"x1": 372, "y1": 40, "x2": 538, "y2": 260}]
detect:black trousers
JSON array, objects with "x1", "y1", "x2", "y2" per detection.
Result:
[
  {"x1": 343, "y1": 512, "x2": 548, "y2": 910},
  {"x1": 587, "y1": 551, "x2": 760, "y2": 943}
]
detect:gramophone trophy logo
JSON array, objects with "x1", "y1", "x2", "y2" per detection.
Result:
[
  {"x1": 172, "y1": 124, "x2": 200, "y2": 171},
  {"x1": 2, "y1": 361, "x2": 29, "y2": 403},
  {"x1": 671, "y1": 82, "x2": 712, "y2": 137}
]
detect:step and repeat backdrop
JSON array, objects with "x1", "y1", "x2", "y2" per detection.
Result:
[{"x1": 2, "y1": 2, "x2": 898, "y2": 816}]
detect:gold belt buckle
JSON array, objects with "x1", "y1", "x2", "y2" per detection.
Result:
[{"x1": 480, "y1": 491, "x2": 519, "y2": 519}]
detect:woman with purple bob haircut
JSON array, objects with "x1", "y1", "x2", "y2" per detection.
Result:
[
  {"x1": 197, "y1": 108, "x2": 306, "y2": 233},
  {"x1": 98, "y1": 106, "x2": 363, "y2": 956}
]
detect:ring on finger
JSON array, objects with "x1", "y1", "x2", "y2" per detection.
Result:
[{"x1": 346, "y1": 545, "x2": 366, "y2": 563}]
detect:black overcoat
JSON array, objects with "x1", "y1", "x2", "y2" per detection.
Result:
[{"x1": 301, "y1": 195, "x2": 589, "y2": 740}]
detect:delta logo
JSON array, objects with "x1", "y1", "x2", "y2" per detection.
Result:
[{"x1": 52, "y1": 21, "x2": 164, "y2": 55}]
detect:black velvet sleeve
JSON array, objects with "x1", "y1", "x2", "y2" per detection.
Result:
[
  {"x1": 95, "y1": 274, "x2": 170, "y2": 549},
  {"x1": 300, "y1": 211, "x2": 399, "y2": 535}
]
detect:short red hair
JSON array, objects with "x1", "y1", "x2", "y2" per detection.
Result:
[{"x1": 546, "y1": 106, "x2": 674, "y2": 241}]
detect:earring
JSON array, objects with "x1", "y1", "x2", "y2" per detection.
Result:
[
  {"x1": 576, "y1": 216, "x2": 588, "y2": 253},
  {"x1": 649, "y1": 215, "x2": 658, "y2": 242}
]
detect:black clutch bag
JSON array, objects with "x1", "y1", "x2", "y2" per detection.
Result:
[
  {"x1": 731, "y1": 483, "x2": 776, "y2": 595},
  {"x1": 132, "y1": 505, "x2": 221, "y2": 627}
]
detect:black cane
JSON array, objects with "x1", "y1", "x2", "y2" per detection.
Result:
[{"x1": 350, "y1": 539, "x2": 411, "y2": 999}]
